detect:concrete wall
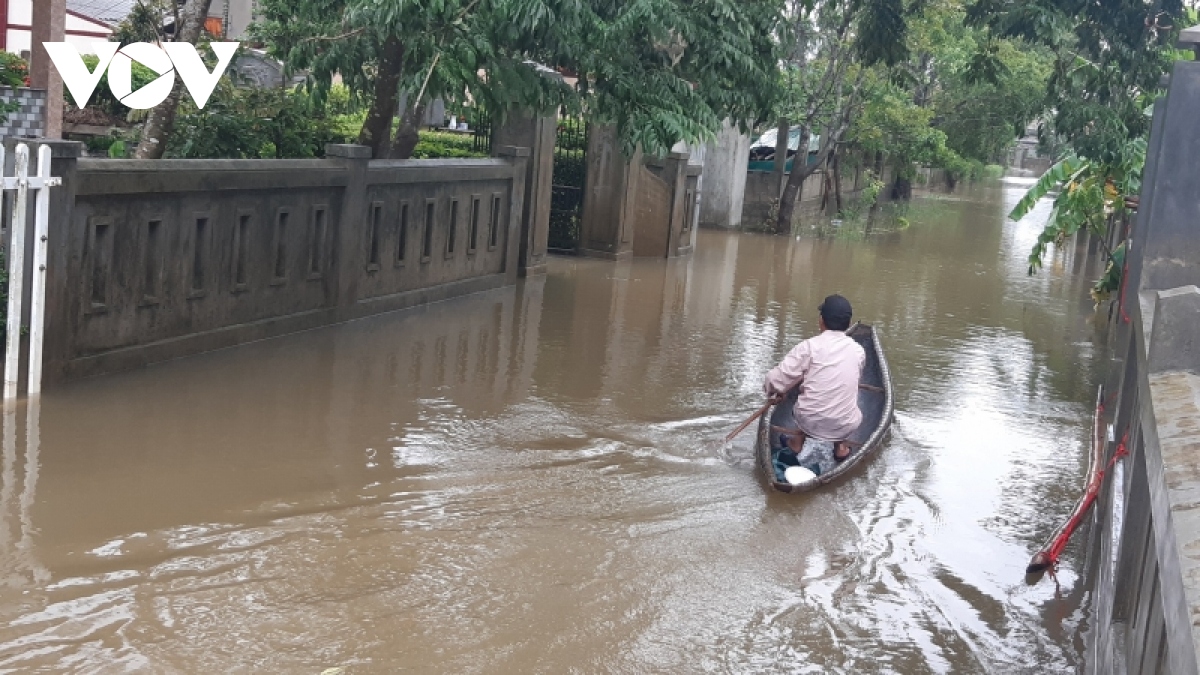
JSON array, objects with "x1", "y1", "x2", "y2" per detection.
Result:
[
  {"x1": 741, "y1": 169, "x2": 845, "y2": 231},
  {"x1": 10, "y1": 141, "x2": 530, "y2": 387},
  {"x1": 1086, "y1": 56, "x2": 1200, "y2": 675},
  {"x1": 699, "y1": 120, "x2": 750, "y2": 229}
]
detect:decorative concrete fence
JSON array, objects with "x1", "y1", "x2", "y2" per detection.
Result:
[{"x1": 8, "y1": 141, "x2": 531, "y2": 387}]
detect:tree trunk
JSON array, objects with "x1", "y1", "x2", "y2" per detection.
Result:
[
  {"x1": 832, "y1": 149, "x2": 843, "y2": 216},
  {"x1": 776, "y1": 127, "x2": 851, "y2": 233},
  {"x1": 133, "y1": 0, "x2": 214, "y2": 159},
  {"x1": 389, "y1": 99, "x2": 427, "y2": 159},
  {"x1": 771, "y1": 117, "x2": 788, "y2": 189},
  {"x1": 913, "y1": 53, "x2": 933, "y2": 108},
  {"x1": 892, "y1": 176, "x2": 913, "y2": 201},
  {"x1": 775, "y1": 127, "x2": 810, "y2": 233},
  {"x1": 819, "y1": 159, "x2": 830, "y2": 212},
  {"x1": 358, "y1": 36, "x2": 406, "y2": 159}
]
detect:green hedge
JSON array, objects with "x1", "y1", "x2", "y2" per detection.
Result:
[{"x1": 411, "y1": 131, "x2": 488, "y2": 159}]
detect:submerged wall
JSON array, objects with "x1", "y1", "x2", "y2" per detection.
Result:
[{"x1": 13, "y1": 142, "x2": 531, "y2": 386}]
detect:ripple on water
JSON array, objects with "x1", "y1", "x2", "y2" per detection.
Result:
[{"x1": 0, "y1": 193, "x2": 1098, "y2": 672}]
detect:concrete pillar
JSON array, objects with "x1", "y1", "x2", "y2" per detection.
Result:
[
  {"x1": 1147, "y1": 286, "x2": 1200, "y2": 374},
  {"x1": 579, "y1": 125, "x2": 638, "y2": 260},
  {"x1": 492, "y1": 109, "x2": 555, "y2": 276},
  {"x1": 29, "y1": 0, "x2": 65, "y2": 139},
  {"x1": 699, "y1": 120, "x2": 750, "y2": 229},
  {"x1": 661, "y1": 152, "x2": 689, "y2": 258},
  {"x1": 1139, "y1": 61, "x2": 1200, "y2": 291}
]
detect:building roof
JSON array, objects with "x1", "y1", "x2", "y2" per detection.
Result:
[{"x1": 66, "y1": 0, "x2": 139, "y2": 27}]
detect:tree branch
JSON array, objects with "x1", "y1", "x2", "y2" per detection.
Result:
[{"x1": 300, "y1": 27, "x2": 367, "y2": 44}]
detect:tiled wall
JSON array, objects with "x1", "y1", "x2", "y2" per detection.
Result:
[{"x1": 0, "y1": 86, "x2": 46, "y2": 139}]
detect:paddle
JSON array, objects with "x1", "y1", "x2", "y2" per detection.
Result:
[{"x1": 724, "y1": 395, "x2": 783, "y2": 443}]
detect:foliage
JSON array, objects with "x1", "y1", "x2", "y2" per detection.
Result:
[
  {"x1": 981, "y1": 164, "x2": 1003, "y2": 179},
  {"x1": 1091, "y1": 241, "x2": 1125, "y2": 307},
  {"x1": 969, "y1": 0, "x2": 1185, "y2": 168},
  {"x1": 324, "y1": 84, "x2": 361, "y2": 116},
  {"x1": 113, "y1": 0, "x2": 175, "y2": 44},
  {"x1": 839, "y1": 171, "x2": 886, "y2": 221},
  {"x1": 768, "y1": 0, "x2": 913, "y2": 231},
  {"x1": 898, "y1": 0, "x2": 1051, "y2": 166},
  {"x1": 69, "y1": 54, "x2": 160, "y2": 119},
  {"x1": 553, "y1": 153, "x2": 586, "y2": 188},
  {"x1": 851, "y1": 76, "x2": 951, "y2": 176},
  {"x1": 252, "y1": 0, "x2": 784, "y2": 158},
  {"x1": 84, "y1": 132, "x2": 138, "y2": 158},
  {"x1": 0, "y1": 99, "x2": 18, "y2": 126},
  {"x1": 971, "y1": 0, "x2": 1189, "y2": 278},
  {"x1": 1007, "y1": 154, "x2": 1135, "y2": 273},
  {"x1": 168, "y1": 84, "x2": 342, "y2": 159},
  {"x1": 0, "y1": 52, "x2": 29, "y2": 87},
  {"x1": 410, "y1": 131, "x2": 488, "y2": 159},
  {"x1": 0, "y1": 53, "x2": 28, "y2": 125}
]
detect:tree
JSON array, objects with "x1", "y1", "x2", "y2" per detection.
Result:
[
  {"x1": 898, "y1": 0, "x2": 1050, "y2": 168},
  {"x1": 835, "y1": 0, "x2": 1051, "y2": 195},
  {"x1": 850, "y1": 72, "x2": 951, "y2": 198},
  {"x1": 134, "y1": 0, "x2": 217, "y2": 159},
  {"x1": 968, "y1": 0, "x2": 1191, "y2": 272},
  {"x1": 772, "y1": 0, "x2": 911, "y2": 233},
  {"x1": 113, "y1": 0, "x2": 174, "y2": 45},
  {"x1": 253, "y1": 0, "x2": 783, "y2": 159}
]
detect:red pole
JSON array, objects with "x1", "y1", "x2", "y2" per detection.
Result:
[{"x1": 1, "y1": 0, "x2": 9, "y2": 51}]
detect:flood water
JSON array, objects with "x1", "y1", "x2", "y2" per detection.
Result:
[{"x1": 1, "y1": 181, "x2": 1109, "y2": 673}]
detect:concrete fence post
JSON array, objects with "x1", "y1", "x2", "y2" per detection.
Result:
[
  {"x1": 494, "y1": 145, "x2": 530, "y2": 284},
  {"x1": 324, "y1": 143, "x2": 372, "y2": 317}
]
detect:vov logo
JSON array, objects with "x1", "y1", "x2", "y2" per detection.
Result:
[{"x1": 43, "y1": 42, "x2": 239, "y2": 110}]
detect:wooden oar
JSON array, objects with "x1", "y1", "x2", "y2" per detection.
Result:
[{"x1": 724, "y1": 397, "x2": 781, "y2": 443}]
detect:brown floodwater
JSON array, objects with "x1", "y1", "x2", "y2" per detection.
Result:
[{"x1": 0, "y1": 180, "x2": 1109, "y2": 673}]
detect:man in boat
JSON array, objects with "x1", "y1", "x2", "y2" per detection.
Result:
[{"x1": 763, "y1": 294, "x2": 865, "y2": 474}]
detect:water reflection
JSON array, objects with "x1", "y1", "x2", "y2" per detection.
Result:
[{"x1": 0, "y1": 182, "x2": 1105, "y2": 672}]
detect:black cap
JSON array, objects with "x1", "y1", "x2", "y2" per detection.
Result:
[{"x1": 819, "y1": 294, "x2": 853, "y2": 325}]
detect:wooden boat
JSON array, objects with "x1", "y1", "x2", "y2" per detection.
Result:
[{"x1": 754, "y1": 322, "x2": 895, "y2": 493}]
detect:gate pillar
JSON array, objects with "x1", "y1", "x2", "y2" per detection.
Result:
[
  {"x1": 579, "y1": 125, "x2": 639, "y2": 261},
  {"x1": 493, "y1": 109, "x2": 556, "y2": 277}
]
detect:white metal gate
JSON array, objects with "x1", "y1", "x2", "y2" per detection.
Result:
[{"x1": 2, "y1": 144, "x2": 61, "y2": 399}]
